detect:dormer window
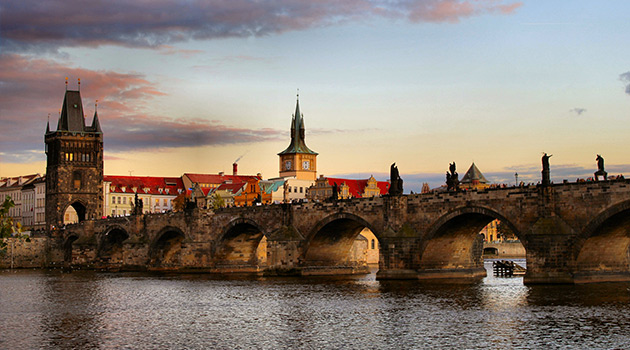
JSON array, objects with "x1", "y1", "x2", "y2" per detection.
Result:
[
  {"x1": 110, "y1": 185, "x2": 116, "y2": 192},
  {"x1": 178, "y1": 189, "x2": 183, "y2": 194},
  {"x1": 121, "y1": 186, "x2": 126, "y2": 192},
  {"x1": 132, "y1": 187, "x2": 138, "y2": 193},
  {"x1": 158, "y1": 188, "x2": 163, "y2": 194},
  {"x1": 143, "y1": 187, "x2": 150, "y2": 193},
  {"x1": 165, "y1": 188, "x2": 170, "y2": 194}
]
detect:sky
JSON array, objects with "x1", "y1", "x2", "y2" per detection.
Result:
[{"x1": 1, "y1": 0, "x2": 629, "y2": 192}]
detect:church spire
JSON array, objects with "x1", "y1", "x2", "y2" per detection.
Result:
[
  {"x1": 278, "y1": 94, "x2": 317, "y2": 156},
  {"x1": 45, "y1": 114, "x2": 50, "y2": 134},
  {"x1": 89, "y1": 100, "x2": 102, "y2": 133}
]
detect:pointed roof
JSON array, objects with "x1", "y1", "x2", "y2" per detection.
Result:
[
  {"x1": 87, "y1": 109, "x2": 102, "y2": 133},
  {"x1": 57, "y1": 90, "x2": 86, "y2": 132},
  {"x1": 278, "y1": 97, "x2": 318, "y2": 155},
  {"x1": 461, "y1": 163, "x2": 488, "y2": 184},
  {"x1": 46, "y1": 119, "x2": 51, "y2": 134}
]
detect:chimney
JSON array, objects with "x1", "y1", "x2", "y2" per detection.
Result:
[{"x1": 233, "y1": 163, "x2": 238, "y2": 176}]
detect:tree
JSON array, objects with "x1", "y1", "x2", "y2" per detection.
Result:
[
  {"x1": 211, "y1": 193, "x2": 225, "y2": 210},
  {"x1": 1, "y1": 196, "x2": 23, "y2": 255},
  {"x1": 173, "y1": 193, "x2": 186, "y2": 212}
]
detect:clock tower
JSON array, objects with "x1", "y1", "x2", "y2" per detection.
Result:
[{"x1": 278, "y1": 96, "x2": 318, "y2": 181}]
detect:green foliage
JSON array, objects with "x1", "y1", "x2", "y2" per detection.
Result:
[
  {"x1": 1, "y1": 195, "x2": 23, "y2": 254},
  {"x1": 212, "y1": 193, "x2": 225, "y2": 210}
]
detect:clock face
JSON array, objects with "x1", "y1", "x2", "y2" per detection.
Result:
[
  {"x1": 285, "y1": 160, "x2": 292, "y2": 170},
  {"x1": 302, "y1": 160, "x2": 310, "y2": 170}
]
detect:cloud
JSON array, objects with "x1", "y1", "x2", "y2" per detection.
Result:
[
  {"x1": 570, "y1": 107, "x2": 587, "y2": 116},
  {"x1": 1, "y1": 0, "x2": 522, "y2": 53},
  {"x1": 620, "y1": 72, "x2": 630, "y2": 95},
  {"x1": 0, "y1": 54, "x2": 285, "y2": 163}
]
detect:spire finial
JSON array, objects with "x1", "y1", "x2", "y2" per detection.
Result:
[
  {"x1": 95, "y1": 99, "x2": 98, "y2": 111},
  {"x1": 65, "y1": 77, "x2": 68, "y2": 90},
  {"x1": 78, "y1": 78, "x2": 81, "y2": 91},
  {"x1": 297, "y1": 88, "x2": 299, "y2": 100}
]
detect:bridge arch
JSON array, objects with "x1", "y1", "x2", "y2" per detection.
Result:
[
  {"x1": 149, "y1": 226, "x2": 187, "y2": 269},
  {"x1": 214, "y1": 218, "x2": 268, "y2": 269},
  {"x1": 419, "y1": 206, "x2": 522, "y2": 275},
  {"x1": 574, "y1": 199, "x2": 630, "y2": 282},
  {"x1": 97, "y1": 225, "x2": 130, "y2": 266},
  {"x1": 303, "y1": 212, "x2": 379, "y2": 270}
]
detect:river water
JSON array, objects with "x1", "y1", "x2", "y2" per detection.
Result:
[{"x1": 2, "y1": 260, "x2": 630, "y2": 349}]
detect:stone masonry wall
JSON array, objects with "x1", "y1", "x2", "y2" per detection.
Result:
[{"x1": 0, "y1": 237, "x2": 49, "y2": 269}]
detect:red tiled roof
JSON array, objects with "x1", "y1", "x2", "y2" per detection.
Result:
[
  {"x1": 104, "y1": 175, "x2": 184, "y2": 195},
  {"x1": 0, "y1": 174, "x2": 40, "y2": 188},
  {"x1": 325, "y1": 177, "x2": 389, "y2": 198},
  {"x1": 184, "y1": 173, "x2": 260, "y2": 185},
  {"x1": 217, "y1": 182, "x2": 246, "y2": 193}
]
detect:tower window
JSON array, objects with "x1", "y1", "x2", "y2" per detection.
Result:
[{"x1": 73, "y1": 171, "x2": 82, "y2": 190}]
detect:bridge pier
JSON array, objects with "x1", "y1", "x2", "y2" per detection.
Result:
[{"x1": 523, "y1": 217, "x2": 575, "y2": 284}]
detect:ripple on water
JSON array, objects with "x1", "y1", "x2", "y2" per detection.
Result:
[{"x1": 2, "y1": 268, "x2": 630, "y2": 349}]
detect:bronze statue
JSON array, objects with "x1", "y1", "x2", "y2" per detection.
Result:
[
  {"x1": 594, "y1": 154, "x2": 607, "y2": 181},
  {"x1": 331, "y1": 182, "x2": 339, "y2": 200},
  {"x1": 446, "y1": 162, "x2": 459, "y2": 191},
  {"x1": 541, "y1": 153, "x2": 552, "y2": 186},
  {"x1": 389, "y1": 163, "x2": 404, "y2": 196}
]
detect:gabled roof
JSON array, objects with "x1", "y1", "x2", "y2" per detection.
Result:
[
  {"x1": 324, "y1": 177, "x2": 389, "y2": 198},
  {"x1": 260, "y1": 179, "x2": 285, "y2": 194},
  {"x1": 0, "y1": 174, "x2": 40, "y2": 189},
  {"x1": 278, "y1": 98, "x2": 318, "y2": 155},
  {"x1": 184, "y1": 173, "x2": 260, "y2": 185},
  {"x1": 217, "y1": 182, "x2": 246, "y2": 193},
  {"x1": 104, "y1": 175, "x2": 184, "y2": 195},
  {"x1": 461, "y1": 163, "x2": 488, "y2": 184}
]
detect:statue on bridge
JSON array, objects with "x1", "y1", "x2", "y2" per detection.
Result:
[
  {"x1": 594, "y1": 154, "x2": 607, "y2": 181},
  {"x1": 541, "y1": 153, "x2": 552, "y2": 186},
  {"x1": 446, "y1": 161, "x2": 459, "y2": 191},
  {"x1": 331, "y1": 182, "x2": 339, "y2": 201},
  {"x1": 133, "y1": 192, "x2": 143, "y2": 215},
  {"x1": 388, "y1": 163, "x2": 404, "y2": 196}
]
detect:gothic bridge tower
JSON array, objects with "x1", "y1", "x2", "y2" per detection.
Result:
[
  {"x1": 278, "y1": 95, "x2": 318, "y2": 181},
  {"x1": 45, "y1": 82, "x2": 103, "y2": 233}
]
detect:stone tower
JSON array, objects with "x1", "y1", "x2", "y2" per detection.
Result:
[
  {"x1": 278, "y1": 96, "x2": 318, "y2": 181},
  {"x1": 45, "y1": 84, "x2": 103, "y2": 233}
]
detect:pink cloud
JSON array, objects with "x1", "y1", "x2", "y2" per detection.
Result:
[
  {"x1": 1, "y1": 0, "x2": 522, "y2": 52},
  {"x1": 407, "y1": 0, "x2": 523, "y2": 23},
  {"x1": 0, "y1": 54, "x2": 287, "y2": 162}
]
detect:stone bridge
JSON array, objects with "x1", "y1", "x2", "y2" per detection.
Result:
[{"x1": 57, "y1": 180, "x2": 630, "y2": 284}]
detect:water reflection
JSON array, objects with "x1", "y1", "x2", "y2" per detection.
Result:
[{"x1": 2, "y1": 265, "x2": 630, "y2": 349}]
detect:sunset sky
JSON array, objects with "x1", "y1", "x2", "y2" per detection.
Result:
[{"x1": 1, "y1": 1, "x2": 629, "y2": 192}]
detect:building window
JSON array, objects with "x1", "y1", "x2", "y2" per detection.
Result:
[
  {"x1": 117, "y1": 197, "x2": 121, "y2": 204},
  {"x1": 122, "y1": 197, "x2": 126, "y2": 204},
  {"x1": 371, "y1": 239, "x2": 375, "y2": 250},
  {"x1": 112, "y1": 197, "x2": 115, "y2": 204},
  {"x1": 300, "y1": 187, "x2": 303, "y2": 193},
  {"x1": 73, "y1": 171, "x2": 82, "y2": 190}
]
